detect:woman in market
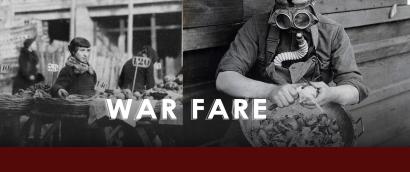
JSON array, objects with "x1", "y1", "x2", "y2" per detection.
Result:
[
  {"x1": 50, "y1": 37, "x2": 103, "y2": 146},
  {"x1": 2, "y1": 38, "x2": 44, "y2": 146},
  {"x1": 115, "y1": 46, "x2": 163, "y2": 146},
  {"x1": 51, "y1": 37, "x2": 96, "y2": 98},
  {"x1": 51, "y1": 37, "x2": 143, "y2": 146},
  {"x1": 12, "y1": 38, "x2": 44, "y2": 94},
  {"x1": 118, "y1": 45, "x2": 157, "y2": 92}
]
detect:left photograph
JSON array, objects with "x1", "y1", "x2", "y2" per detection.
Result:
[{"x1": 0, "y1": 0, "x2": 182, "y2": 146}]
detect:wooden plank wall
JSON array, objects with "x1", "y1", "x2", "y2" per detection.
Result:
[
  {"x1": 11, "y1": 0, "x2": 182, "y2": 20},
  {"x1": 183, "y1": 0, "x2": 410, "y2": 146},
  {"x1": 11, "y1": 0, "x2": 181, "y2": 12}
]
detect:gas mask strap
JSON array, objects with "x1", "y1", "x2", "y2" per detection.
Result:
[{"x1": 310, "y1": 24, "x2": 319, "y2": 49}]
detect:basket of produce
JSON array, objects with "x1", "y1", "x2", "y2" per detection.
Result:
[
  {"x1": 160, "y1": 74, "x2": 183, "y2": 93},
  {"x1": 0, "y1": 94, "x2": 34, "y2": 114},
  {"x1": 239, "y1": 86, "x2": 363, "y2": 147},
  {"x1": 93, "y1": 89, "x2": 143, "y2": 100},
  {"x1": 34, "y1": 94, "x2": 94, "y2": 116},
  {"x1": 1, "y1": 83, "x2": 53, "y2": 114},
  {"x1": 94, "y1": 85, "x2": 182, "y2": 102}
]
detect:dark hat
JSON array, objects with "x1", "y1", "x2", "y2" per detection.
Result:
[
  {"x1": 23, "y1": 38, "x2": 36, "y2": 48},
  {"x1": 68, "y1": 37, "x2": 91, "y2": 54}
]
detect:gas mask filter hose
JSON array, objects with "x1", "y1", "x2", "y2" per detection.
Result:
[{"x1": 273, "y1": 33, "x2": 308, "y2": 67}]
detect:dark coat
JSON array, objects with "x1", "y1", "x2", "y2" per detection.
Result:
[
  {"x1": 12, "y1": 49, "x2": 43, "y2": 94},
  {"x1": 51, "y1": 65, "x2": 97, "y2": 97},
  {"x1": 118, "y1": 58, "x2": 155, "y2": 92},
  {"x1": 48, "y1": 65, "x2": 97, "y2": 146}
]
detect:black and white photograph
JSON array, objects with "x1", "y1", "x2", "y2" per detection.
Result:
[
  {"x1": 1, "y1": 0, "x2": 410, "y2": 148},
  {"x1": 0, "y1": 0, "x2": 182, "y2": 146},
  {"x1": 183, "y1": 0, "x2": 410, "y2": 147}
]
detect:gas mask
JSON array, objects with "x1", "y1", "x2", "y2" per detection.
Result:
[{"x1": 268, "y1": 0, "x2": 318, "y2": 30}]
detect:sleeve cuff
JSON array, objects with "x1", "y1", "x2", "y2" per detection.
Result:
[
  {"x1": 336, "y1": 79, "x2": 369, "y2": 103},
  {"x1": 215, "y1": 65, "x2": 246, "y2": 79}
]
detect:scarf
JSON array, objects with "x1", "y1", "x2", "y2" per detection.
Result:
[{"x1": 66, "y1": 56, "x2": 95, "y2": 75}]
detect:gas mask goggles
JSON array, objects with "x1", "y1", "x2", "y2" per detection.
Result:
[{"x1": 269, "y1": 4, "x2": 318, "y2": 30}]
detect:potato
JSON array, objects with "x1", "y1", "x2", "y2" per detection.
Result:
[
  {"x1": 164, "y1": 75, "x2": 176, "y2": 83},
  {"x1": 123, "y1": 89, "x2": 133, "y2": 99},
  {"x1": 134, "y1": 91, "x2": 142, "y2": 97},
  {"x1": 123, "y1": 89, "x2": 132, "y2": 94},
  {"x1": 297, "y1": 86, "x2": 318, "y2": 103},
  {"x1": 113, "y1": 89, "x2": 122, "y2": 94},
  {"x1": 115, "y1": 93, "x2": 125, "y2": 99},
  {"x1": 108, "y1": 95, "x2": 116, "y2": 99},
  {"x1": 165, "y1": 82, "x2": 179, "y2": 90}
]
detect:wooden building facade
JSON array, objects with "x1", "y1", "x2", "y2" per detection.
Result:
[
  {"x1": 0, "y1": 0, "x2": 182, "y2": 92},
  {"x1": 183, "y1": 0, "x2": 410, "y2": 146}
]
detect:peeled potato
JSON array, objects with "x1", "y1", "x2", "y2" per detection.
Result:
[{"x1": 297, "y1": 86, "x2": 317, "y2": 103}]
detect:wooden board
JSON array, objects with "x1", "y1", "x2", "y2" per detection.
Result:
[
  {"x1": 184, "y1": 14, "x2": 410, "y2": 52},
  {"x1": 354, "y1": 35, "x2": 410, "y2": 64},
  {"x1": 12, "y1": 0, "x2": 181, "y2": 12},
  {"x1": 184, "y1": 2, "x2": 410, "y2": 51},
  {"x1": 183, "y1": 0, "x2": 243, "y2": 28},
  {"x1": 15, "y1": 2, "x2": 182, "y2": 20},
  {"x1": 183, "y1": 0, "x2": 409, "y2": 27},
  {"x1": 183, "y1": 46, "x2": 228, "y2": 85},
  {"x1": 352, "y1": 90, "x2": 410, "y2": 146},
  {"x1": 244, "y1": 0, "x2": 406, "y2": 17},
  {"x1": 243, "y1": 0, "x2": 274, "y2": 18},
  {"x1": 347, "y1": 19, "x2": 410, "y2": 45},
  {"x1": 358, "y1": 52, "x2": 410, "y2": 90},
  {"x1": 87, "y1": 3, "x2": 181, "y2": 17},
  {"x1": 327, "y1": 5, "x2": 410, "y2": 28},
  {"x1": 183, "y1": 24, "x2": 241, "y2": 51},
  {"x1": 348, "y1": 78, "x2": 410, "y2": 111},
  {"x1": 316, "y1": 0, "x2": 406, "y2": 14}
]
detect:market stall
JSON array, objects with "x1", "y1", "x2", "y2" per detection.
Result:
[{"x1": 0, "y1": 73, "x2": 182, "y2": 146}]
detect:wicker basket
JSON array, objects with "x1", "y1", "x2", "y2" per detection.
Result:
[
  {"x1": 0, "y1": 94, "x2": 34, "y2": 114},
  {"x1": 34, "y1": 97, "x2": 93, "y2": 115}
]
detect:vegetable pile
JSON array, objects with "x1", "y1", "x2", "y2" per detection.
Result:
[
  {"x1": 15, "y1": 83, "x2": 52, "y2": 98},
  {"x1": 93, "y1": 74, "x2": 183, "y2": 101},
  {"x1": 248, "y1": 86, "x2": 344, "y2": 147},
  {"x1": 250, "y1": 112, "x2": 344, "y2": 147},
  {"x1": 158, "y1": 74, "x2": 183, "y2": 92}
]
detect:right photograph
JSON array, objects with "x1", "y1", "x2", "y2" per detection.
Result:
[{"x1": 183, "y1": 0, "x2": 410, "y2": 146}]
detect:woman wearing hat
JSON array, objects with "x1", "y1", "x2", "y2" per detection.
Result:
[
  {"x1": 51, "y1": 37, "x2": 96, "y2": 98},
  {"x1": 50, "y1": 37, "x2": 101, "y2": 146},
  {"x1": 12, "y1": 38, "x2": 44, "y2": 94},
  {"x1": 118, "y1": 45, "x2": 157, "y2": 92}
]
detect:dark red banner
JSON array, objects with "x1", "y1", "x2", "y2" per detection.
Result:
[{"x1": 0, "y1": 148, "x2": 409, "y2": 171}]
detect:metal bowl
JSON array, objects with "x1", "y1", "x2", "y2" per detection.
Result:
[{"x1": 239, "y1": 99, "x2": 362, "y2": 147}]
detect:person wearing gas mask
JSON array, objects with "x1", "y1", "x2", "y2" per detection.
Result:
[{"x1": 216, "y1": 0, "x2": 368, "y2": 146}]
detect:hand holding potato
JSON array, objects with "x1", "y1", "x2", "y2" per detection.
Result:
[{"x1": 268, "y1": 84, "x2": 302, "y2": 108}]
